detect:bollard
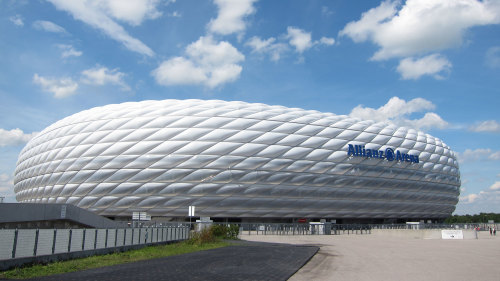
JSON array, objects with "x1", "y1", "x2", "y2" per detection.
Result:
[
  {"x1": 52, "y1": 229, "x2": 57, "y2": 254},
  {"x1": 12, "y1": 229, "x2": 18, "y2": 259},
  {"x1": 82, "y1": 229, "x2": 86, "y2": 251},
  {"x1": 33, "y1": 229, "x2": 40, "y2": 256},
  {"x1": 68, "y1": 229, "x2": 72, "y2": 252}
]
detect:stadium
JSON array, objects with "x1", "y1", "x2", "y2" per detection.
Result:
[{"x1": 13, "y1": 99, "x2": 461, "y2": 223}]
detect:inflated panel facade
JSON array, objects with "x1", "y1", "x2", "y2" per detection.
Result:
[{"x1": 14, "y1": 99, "x2": 460, "y2": 219}]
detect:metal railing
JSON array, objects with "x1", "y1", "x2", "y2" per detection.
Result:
[
  {"x1": 0, "y1": 225, "x2": 189, "y2": 261},
  {"x1": 219, "y1": 222, "x2": 500, "y2": 236},
  {"x1": 236, "y1": 223, "x2": 371, "y2": 235}
]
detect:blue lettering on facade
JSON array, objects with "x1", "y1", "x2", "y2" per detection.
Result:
[
  {"x1": 347, "y1": 144, "x2": 419, "y2": 164},
  {"x1": 385, "y1": 148, "x2": 395, "y2": 161}
]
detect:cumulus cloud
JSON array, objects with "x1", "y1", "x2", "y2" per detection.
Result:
[
  {"x1": 320, "y1": 37, "x2": 335, "y2": 46},
  {"x1": 349, "y1": 96, "x2": 448, "y2": 130},
  {"x1": 286, "y1": 27, "x2": 314, "y2": 53},
  {"x1": 9, "y1": 15, "x2": 24, "y2": 27},
  {"x1": 340, "y1": 0, "x2": 500, "y2": 80},
  {"x1": 246, "y1": 29, "x2": 334, "y2": 61},
  {"x1": 400, "y1": 112, "x2": 448, "y2": 130},
  {"x1": 0, "y1": 128, "x2": 37, "y2": 147},
  {"x1": 397, "y1": 54, "x2": 452, "y2": 80},
  {"x1": 207, "y1": 0, "x2": 257, "y2": 36},
  {"x1": 340, "y1": 0, "x2": 500, "y2": 60},
  {"x1": 245, "y1": 36, "x2": 288, "y2": 61},
  {"x1": 32, "y1": 20, "x2": 66, "y2": 33},
  {"x1": 458, "y1": 148, "x2": 500, "y2": 163},
  {"x1": 47, "y1": 0, "x2": 160, "y2": 56},
  {"x1": 460, "y1": 181, "x2": 500, "y2": 209},
  {"x1": 469, "y1": 120, "x2": 500, "y2": 133},
  {"x1": 81, "y1": 66, "x2": 130, "y2": 90},
  {"x1": 33, "y1": 73, "x2": 78, "y2": 98},
  {"x1": 491, "y1": 181, "x2": 500, "y2": 191},
  {"x1": 152, "y1": 36, "x2": 244, "y2": 88},
  {"x1": 460, "y1": 193, "x2": 479, "y2": 204},
  {"x1": 99, "y1": 0, "x2": 162, "y2": 26},
  {"x1": 57, "y1": 44, "x2": 82, "y2": 58}
]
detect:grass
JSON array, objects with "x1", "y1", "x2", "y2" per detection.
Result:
[{"x1": 0, "y1": 240, "x2": 229, "y2": 279}]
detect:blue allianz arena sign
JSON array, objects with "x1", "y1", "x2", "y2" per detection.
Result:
[{"x1": 347, "y1": 144, "x2": 419, "y2": 164}]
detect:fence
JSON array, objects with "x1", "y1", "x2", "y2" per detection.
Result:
[
  {"x1": 236, "y1": 223, "x2": 371, "y2": 235},
  {"x1": 232, "y1": 222, "x2": 500, "y2": 236},
  {"x1": 0, "y1": 226, "x2": 189, "y2": 270}
]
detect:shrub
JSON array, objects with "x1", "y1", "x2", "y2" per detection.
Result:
[
  {"x1": 186, "y1": 227, "x2": 215, "y2": 245},
  {"x1": 186, "y1": 224, "x2": 240, "y2": 245},
  {"x1": 210, "y1": 224, "x2": 240, "y2": 240}
]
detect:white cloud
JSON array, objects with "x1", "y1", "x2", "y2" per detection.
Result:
[
  {"x1": 350, "y1": 96, "x2": 434, "y2": 121},
  {"x1": 469, "y1": 120, "x2": 500, "y2": 133},
  {"x1": 286, "y1": 27, "x2": 314, "y2": 53},
  {"x1": 9, "y1": 15, "x2": 24, "y2": 27},
  {"x1": 33, "y1": 73, "x2": 78, "y2": 98},
  {"x1": 400, "y1": 112, "x2": 448, "y2": 130},
  {"x1": 349, "y1": 96, "x2": 448, "y2": 130},
  {"x1": 152, "y1": 36, "x2": 244, "y2": 88},
  {"x1": 207, "y1": 0, "x2": 257, "y2": 36},
  {"x1": 340, "y1": 0, "x2": 500, "y2": 61},
  {"x1": 459, "y1": 182, "x2": 500, "y2": 211},
  {"x1": 491, "y1": 181, "x2": 500, "y2": 191},
  {"x1": 47, "y1": 0, "x2": 158, "y2": 56},
  {"x1": 246, "y1": 29, "x2": 333, "y2": 61},
  {"x1": 32, "y1": 20, "x2": 66, "y2": 33},
  {"x1": 152, "y1": 57, "x2": 207, "y2": 86},
  {"x1": 100, "y1": 0, "x2": 162, "y2": 26},
  {"x1": 397, "y1": 54, "x2": 452, "y2": 80},
  {"x1": 320, "y1": 37, "x2": 335, "y2": 46},
  {"x1": 458, "y1": 148, "x2": 500, "y2": 163},
  {"x1": 0, "y1": 129, "x2": 36, "y2": 147},
  {"x1": 81, "y1": 66, "x2": 130, "y2": 90},
  {"x1": 57, "y1": 44, "x2": 82, "y2": 58},
  {"x1": 460, "y1": 193, "x2": 479, "y2": 204},
  {"x1": 485, "y1": 46, "x2": 500, "y2": 68},
  {"x1": 245, "y1": 36, "x2": 288, "y2": 61}
]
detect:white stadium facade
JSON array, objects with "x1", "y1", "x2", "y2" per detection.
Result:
[{"x1": 13, "y1": 99, "x2": 460, "y2": 223}]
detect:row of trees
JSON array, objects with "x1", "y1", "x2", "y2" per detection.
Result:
[{"x1": 445, "y1": 213, "x2": 499, "y2": 223}]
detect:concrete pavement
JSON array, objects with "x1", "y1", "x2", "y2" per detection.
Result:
[{"x1": 241, "y1": 231, "x2": 500, "y2": 281}]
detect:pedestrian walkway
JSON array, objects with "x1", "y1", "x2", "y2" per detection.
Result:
[
  {"x1": 242, "y1": 232, "x2": 500, "y2": 281},
  {"x1": 25, "y1": 242, "x2": 318, "y2": 281}
]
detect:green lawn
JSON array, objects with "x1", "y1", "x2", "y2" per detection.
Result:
[{"x1": 0, "y1": 241, "x2": 228, "y2": 279}]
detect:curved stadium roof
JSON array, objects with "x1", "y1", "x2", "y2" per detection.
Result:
[{"x1": 14, "y1": 99, "x2": 460, "y2": 219}]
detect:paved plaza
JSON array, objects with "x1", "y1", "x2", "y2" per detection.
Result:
[{"x1": 241, "y1": 231, "x2": 500, "y2": 281}]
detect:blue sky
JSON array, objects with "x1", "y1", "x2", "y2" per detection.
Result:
[{"x1": 1, "y1": 0, "x2": 499, "y2": 215}]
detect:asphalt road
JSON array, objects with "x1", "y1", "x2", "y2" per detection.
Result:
[{"x1": 26, "y1": 241, "x2": 318, "y2": 281}]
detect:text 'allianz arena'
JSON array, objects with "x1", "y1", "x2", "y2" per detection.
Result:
[{"x1": 14, "y1": 99, "x2": 460, "y2": 222}]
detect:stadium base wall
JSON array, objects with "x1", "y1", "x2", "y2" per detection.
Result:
[{"x1": 370, "y1": 229, "x2": 478, "y2": 239}]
